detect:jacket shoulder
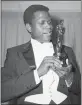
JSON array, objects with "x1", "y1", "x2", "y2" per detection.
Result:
[
  {"x1": 7, "y1": 41, "x2": 31, "y2": 53},
  {"x1": 62, "y1": 45, "x2": 73, "y2": 51}
]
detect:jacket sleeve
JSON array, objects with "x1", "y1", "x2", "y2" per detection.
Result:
[
  {"x1": 1, "y1": 49, "x2": 39, "y2": 102},
  {"x1": 67, "y1": 47, "x2": 81, "y2": 95}
]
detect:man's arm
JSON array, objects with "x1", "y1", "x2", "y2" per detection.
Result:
[
  {"x1": 52, "y1": 46, "x2": 81, "y2": 94},
  {"x1": 1, "y1": 49, "x2": 55, "y2": 102},
  {"x1": 1, "y1": 69, "x2": 38, "y2": 102},
  {"x1": 66, "y1": 47, "x2": 81, "y2": 94},
  {"x1": 1, "y1": 49, "x2": 39, "y2": 102}
]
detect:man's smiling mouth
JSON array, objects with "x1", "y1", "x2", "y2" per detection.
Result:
[{"x1": 43, "y1": 31, "x2": 52, "y2": 35}]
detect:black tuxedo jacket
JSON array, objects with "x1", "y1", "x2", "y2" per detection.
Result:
[{"x1": 1, "y1": 41, "x2": 81, "y2": 104}]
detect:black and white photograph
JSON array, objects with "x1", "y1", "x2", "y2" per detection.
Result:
[{"x1": 1, "y1": 0, "x2": 81, "y2": 105}]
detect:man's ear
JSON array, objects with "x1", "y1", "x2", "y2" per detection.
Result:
[{"x1": 25, "y1": 23, "x2": 32, "y2": 33}]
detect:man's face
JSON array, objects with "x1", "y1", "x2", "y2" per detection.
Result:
[{"x1": 30, "y1": 11, "x2": 53, "y2": 43}]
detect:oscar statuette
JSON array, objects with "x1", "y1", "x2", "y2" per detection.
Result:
[{"x1": 54, "y1": 20, "x2": 69, "y2": 67}]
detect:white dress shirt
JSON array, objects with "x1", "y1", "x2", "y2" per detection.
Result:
[{"x1": 24, "y1": 38, "x2": 67, "y2": 104}]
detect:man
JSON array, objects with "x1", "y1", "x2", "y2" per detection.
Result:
[{"x1": 1, "y1": 5, "x2": 81, "y2": 105}]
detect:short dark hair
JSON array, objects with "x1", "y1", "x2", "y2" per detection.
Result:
[{"x1": 23, "y1": 5, "x2": 49, "y2": 25}]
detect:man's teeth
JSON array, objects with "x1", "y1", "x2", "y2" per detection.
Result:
[{"x1": 44, "y1": 32, "x2": 52, "y2": 34}]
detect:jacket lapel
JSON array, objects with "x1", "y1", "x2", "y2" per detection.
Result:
[
  {"x1": 64, "y1": 45, "x2": 77, "y2": 71},
  {"x1": 22, "y1": 42, "x2": 36, "y2": 71}
]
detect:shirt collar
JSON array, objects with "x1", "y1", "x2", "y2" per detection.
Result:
[{"x1": 31, "y1": 38, "x2": 53, "y2": 47}]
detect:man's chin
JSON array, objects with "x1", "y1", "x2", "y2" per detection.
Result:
[{"x1": 44, "y1": 38, "x2": 51, "y2": 42}]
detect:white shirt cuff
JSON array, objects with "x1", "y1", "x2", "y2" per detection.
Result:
[
  {"x1": 34, "y1": 70, "x2": 41, "y2": 84},
  {"x1": 65, "y1": 72, "x2": 73, "y2": 87},
  {"x1": 65, "y1": 80, "x2": 72, "y2": 87}
]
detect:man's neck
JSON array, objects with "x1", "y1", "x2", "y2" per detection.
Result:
[{"x1": 31, "y1": 38, "x2": 51, "y2": 44}]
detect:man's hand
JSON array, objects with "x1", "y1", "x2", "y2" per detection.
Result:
[
  {"x1": 55, "y1": 64, "x2": 72, "y2": 78},
  {"x1": 52, "y1": 57, "x2": 72, "y2": 78},
  {"x1": 37, "y1": 56, "x2": 57, "y2": 77}
]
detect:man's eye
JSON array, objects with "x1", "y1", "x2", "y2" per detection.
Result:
[
  {"x1": 48, "y1": 21, "x2": 52, "y2": 24},
  {"x1": 40, "y1": 21, "x2": 45, "y2": 25},
  {"x1": 39, "y1": 20, "x2": 52, "y2": 25}
]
